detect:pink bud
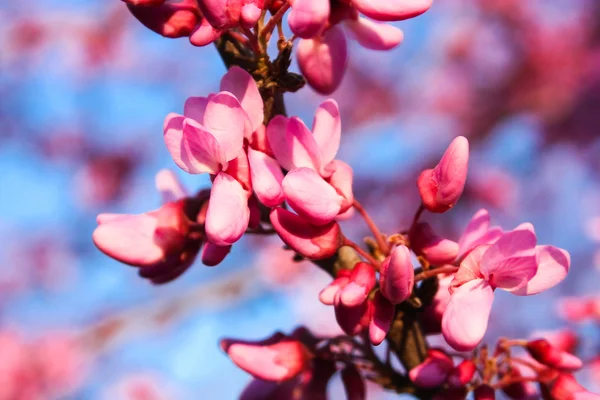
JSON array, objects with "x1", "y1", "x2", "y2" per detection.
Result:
[
  {"x1": 198, "y1": 0, "x2": 243, "y2": 29},
  {"x1": 269, "y1": 208, "x2": 342, "y2": 260},
  {"x1": 319, "y1": 275, "x2": 350, "y2": 305},
  {"x1": 338, "y1": 262, "x2": 375, "y2": 307},
  {"x1": 410, "y1": 222, "x2": 459, "y2": 265},
  {"x1": 543, "y1": 373, "x2": 599, "y2": 400},
  {"x1": 447, "y1": 359, "x2": 476, "y2": 388},
  {"x1": 189, "y1": 18, "x2": 223, "y2": 47},
  {"x1": 501, "y1": 369, "x2": 539, "y2": 400},
  {"x1": 122, "y1": 0, "x2": 166, "y2": 6},
  {"x1": 408, "y1": 348, "x2": 453, "y2": 388},
  {"x1": 474, "y1": 385, "x2": 496, "y2": 400},
  {"x1": 369, "y1": 291, "x2": 395, "y2": 346},
  {"x1": 297, "y1": 26, "x2": 348, "y2": 95},
  {"x1": 379, "y1": 245, "x2": 415, "y2": 304},
  {"x1": 127, "y1": 0, "x2": 201, "y2": 38},
  {"x1": 526, "y1": 339, "x2": 583, "y2": 371},
  {"x1": 201, "y1": 242, "x2": 231, "y2": 266},
  {"x1": 334, "y1": 296, "x2": 371, "y2": 336},
  {"x1": 240, "y1": 0, "x2": 264, "y2": 28},
  {"x1": 341, "y1": 365, "x2": 366, "y2": 400},
  {"x1": 221, "y1": 335, "x2": 311, "y2": 381},
  {"x1": 417, "y1": 136, "x2": 469, "y2": 213},
  {"x1": 289, "y1": 0, "x2": 330, "y2": 39}
]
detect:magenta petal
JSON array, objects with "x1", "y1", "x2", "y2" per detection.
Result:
[
  {"x1": 155, "y1": 169, "x2": 188, "y2": 203},
  {"x1": 189, "y1": 18, "x2": 222, "y2": 46},
  {"x1": 288, "y1": 0, "x2": 330, "y2": 39},
  {"x1": 345, "y1": 17, "x2": 404, "y2": 51},
  {"x1": 480, "y1": 229, "x2": 538, "y2": 291},
  {"x1": 198, "y1": 0, "x2": 242, "y2": 29},
  {"x1": 180, "y1": 118, "x2": 222, "y2": 173},
  {"x1": 369, "y1": 291, "x2": 395, "y2": 346},
  {"x1": 457, "y1": 209, "x2": 503, "y2": 260},
  {"x1": 247, "y1": 149, "x2": 284, "y2": 207},
  {"x1": 220, "y1": 66, "x2": 264, "y2": 134},
  {"x1": 202, "y1": 92, "x2": 247, "y2": 162},
  {"x1": 352, "y1": 0, "x2": 432, "y2": 22},
  {"x1": 282, "y1": 168, "x2": 342, "y2": 225},
  {"x1": 296, "y1": 26, "x2": 348, "y2": 95},
  {"x1": 201, "y1": 242, "x2": 231, "y2": 266},
  {"x1": 164, "y1": 113, "x2": 202, "y2": 174},
  {"x1": 205, "y1": 172, "x2": 250, "y2": 246},
  {"x1": 408, "y1": 349, "x2": 453, "y2": 389},
  {"x1": 379, "y1": 245, "x2": 414, "y2": 304},
  {"x1": 93, "y1": 213, "x2": 164, "y2": 266},
  {"x1": 311, "y1": 99, "x2": 341, "y2": 166},
  {"x1": 512, "y1": 245, "x2": 570, "y2": 296},
  {"x1": 442, "y1": 278, "x2": 494, "y2": 352}
]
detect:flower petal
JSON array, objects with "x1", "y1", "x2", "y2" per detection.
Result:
[
  {"x1": 201, "y1": 92, "x2": 247, "y2": 162},
  {"x1": 457, "y1": 209, "x2": 503, "y2": 259},
  {"x1": 155, "y1": 169, "x2": 188, "y2": 203},
  {"x1": 345, "y1": 17, "x2": 404, "y2": 50},
  {"x1": 442, "y1": 278, "x2": 494, "y2": 352},
  {"x1": 183, "y1": 96, "x2": 209, "y2": 123},
  {"x1": 220, "y1": 66, "x2": 264, "y2": 134},
  {"x1": 325, "y1": 160, "x2": 354, "y2": 212},
  {"x1": 369, "y1": 291, "x2": 395, "y2": 346},
  {"x1": 311, "y1": 99, "x2": 341, "y2": 166},
  {"x1": 189, "y1": 18, "x2": 222, "y2": 46},
  {"x1": 288, "y1": 0, "x2": 330, "y2": 39},
  {"x1": 247, "y1": 148, "x2": 284, "y2": 207},
  {"x1": 352, "y1": 0, "x2": 432, "y2": 21},
  {"x1": 180, "y1": 118, "x2": 222, "y2": 173},
  {"x1": 201, "y1": 242, "x2": 231, "y2": 267},
  {"x1": 512, "y1": 245, "x2": 570, "y2": 296},
  {"x1": 205, "y1": 172, "x2": 250, "y2": 246}
]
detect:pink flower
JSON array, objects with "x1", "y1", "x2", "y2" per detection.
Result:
[
  {"x1": 369, "y1": 290, "x2": 395, "y2": 346},
  {"x1": 421, "y1": 274, "x2": 453, "y2": 335},
  {"x1": 221, "y1": 333, "x2": 311, "y2": 381},
  {"x1": 408, "y1": 348, "x2": 454, "y2": 388},
  {"x1": 526, "y1": 339, "x2": 583, "y2": 371},
  {"x1": 417, "y1": 136, "x2": 469, "y2": 213},
  {"x1": 442, "y1": 226, "x2": 570, "y2": 351},
  {"x1": 335, "y1": 262, "x2": 376, "y2": 307},
  {"x1": 164, "y1": 67, "x2": 264, "y2": 246},
  {"x1": 379, "y1": 245, "x2": 415, "y2": 304},
  {"x1": 410, "y1": 222, "x2": 459, "y2": 265},
  {"x1": 266, "y1": 99, "x2": 354, "y2": 224},
  {"x1": 126, "y1": 0, "x2": 202, "y2": 38},
  {"x1": 456, "y1": 208, "x2": 503, "y2": 260}
]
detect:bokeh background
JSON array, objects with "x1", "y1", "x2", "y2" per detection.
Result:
[{"x1": 1, "y1": 0, "x2": 600, "y2": 398}]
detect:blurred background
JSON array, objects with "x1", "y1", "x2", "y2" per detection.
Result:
[{"x1": 1, "y1": 0, "x2": 599, "y2": 398}]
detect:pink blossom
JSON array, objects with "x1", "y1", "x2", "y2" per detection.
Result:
[
  {"x1": 417, "y1": 136, "x2": 469, "y2": 213},
  {"x1": 408, "y1": 348, "x2": 454, "y2": 388},
  {"x1": 126, "y1": 0, "x2": 202, "y2": 38},
  {"x1": 526, "y1": 339, "x2": 583, "y2": 371},
  {"x1": 379, "y1": 245, "x2": 415, "y2": 304},
  {"x1": 500, "y1": 368, "x2": 539, "y2": 400},
  {"x1": 442, "y1": 226, "x2": 570, "y2": 351},
  {"x1": 542, "y1": 373, "x2": 600, "y2": 400},
  {"x1": 456, "y1": 208, "x2": 503, "y2": 260},
  {"x1": 410, "y1": 222, "x2": 459, "y2": 265},
  {"x1": 369, "y1": 290, "x2": 395, "y2": 346},
  {"x1": 351, "y1": 0, "x2": 432, "y2": 21},
  {"x1": 336, "y1": 262, "x2": 376, "y2": 307},
  {"x1": 266, "y1": 99, "x2": 354, "y2": 224}
]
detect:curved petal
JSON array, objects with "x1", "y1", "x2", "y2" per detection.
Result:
[
  {"x1": 345, "y1": 17, "x2": 404, "y2": 50},
  {"x1": 201, "y1": 242, "x2": 231, "y2": 266},
  {"x1": 220, "y1": 66, "x2": 264, "y2": 133},
  {"x1": 282, "y1": 168, "x2": 342, "y2": 225},
  {"x1": 311, "y1": 99, "x2": 341, "y2": 166},
  {"x1": 183, "y1": 96, "x2": 209, "y2": 123},
  {"x1": 352, "y1": 0, "x2": 432, "y2": 21},
  {"x1": 325, "y1": 160, "x2": 354, "y2": 212},
  {"x1": 369, "y1": 291, "x2": 395, "y2": 346},
  {"x1": 287, "y1": 117, "x2": 322, "y2": 171},
  {"x1": 442, "y1": 278, "x2": 494, "y2": 352},
  {"x1": 457, "y1": 209, "x2": 503, "y2": 259},
  {"x1": 288, "y1": 0, "x2": 330, "y2": 39},
  {"x1": 247, "y1": 148, "x2": 284, "y2": 207},
  {"x1": 205, "y1": 172, "x2": 250, "y2": 246},
  {"x1": 201, "y1": 92, "x2": 246, "y2": 162},
  {"x1": 189, "y1": 18, "x2": 223, "y2": 46},
  {"x1": 265, "y1": 115, "x2": 293, "y2": 170},
  {"x1": 480, "y1": 229, "x2": 538, "y2": 291},
  {"x1": 155, "y1": 169, "x2": 187, "y2": 203},
  {"x1": 512, "y1": 246, "x2": 570, "y2": 296},
  {"x1": 180, "y1": 118, "x2": 222, "y2": 173}
]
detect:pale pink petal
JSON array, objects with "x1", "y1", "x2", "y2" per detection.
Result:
[
  {"x1": 201, "y1": 92, "x2": 246, "y2": 162},
  {"x1": 265, "y1": 115, "x2": 294, "y2": 170},
  {"x1": 512, "y1": 245, "x2": 570, "y2": 296},
  {"x1": 155, "y1": 169, "x2": 188, "y2": 203},
  {"x1": 240, "y1": 0, "x2": 263, "y2": 28},
  {"x1": 164, "y1": 113, "x2": 203, "y2": 174},
  {"x1": 201, "y1": 242, "x2": 231, "y2": 266},
  {"x1": 296, "y1": 26, "x2": 348, "y2": 95},
  {"x1": 93, "y1": 214, "x2": 164, "y2": 266},
  {"x1": 286, "y1": 117, "x2": 322, "y2": 171},
  {"x1": 408, "y1": 349, "x2": 453, "y2": 388},
  {"x1": 451, "y1": 245, "x2": 487, "y2": 290},
  {"x1": 457, "y1": 209, "x2": 503, "y2": 259},
  {"x1": 183, "y1": 96, "x2": 209, "y2": 123},
  {"x1": 325, "y1": 160, "x2": 354, "y2": 212},
  {"x1": 442, "y1": 278, "x2": 494, "y2": 352},
  {"x1": 339, "y1": 262, "x2": 375, "y2": 307},
  {"x1": 345, "y1": 17, "x2": 404, "y2": 50},
  {"x1": 319, "y1": 277, "x2": 349, "y2": 305},
  {"x1": 189, "y1": 18, "x2": 223, "y2": 46},
  {"x1": 247, "y1": 148, "x2": 284, "y2": 207},
  {"x1": 480, "y1": 229, "x2": 538, "y2": 291},
  {"x1": 220, "y1": 66, "x2": 264, "y2": 133},
  {"x1": 352, "y1": 0, "x2": 432, "y2": 21},
  {"x1": 369, "y1": 291, "x2": 394, "y2": 346},
  {"x1": 311, "y1": 99, "x2": 341, "y2": 166},
  {"x1": 283, "y1": 168, "x2": 342, "y2": 225},
  {"x1": 205, "y1": 172, "x2": 250, "y2": 246},
  {"x1": 179, "y1": 118, "x2": 222, "y2": 173},
  {"x1": 288, "y1": 0, "x2": 330, "y2": 39}
]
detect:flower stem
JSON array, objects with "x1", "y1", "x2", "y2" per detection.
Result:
[
  {"x1": 353, "y1": 199, "x2": 389, "y2": 255},
  {"x1": 343, "y1": 237, "x2": 381, "y2": 268},
  {"x1": 414, "y1": 265, "x2": 458, "y2": 282}
]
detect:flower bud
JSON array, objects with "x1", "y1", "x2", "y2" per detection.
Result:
[
  {"x1": 369, "y1": 291, "x2": 395, "y2": 346},
  {"x1": 474, "y1": 385, "x2": 496, "y2": 400},
  {"x1": 334, "y1": 296, "x2": 371, "y2": 336},
  {"x1": 447, "y1": 359, "x2": 476, "y2": 388},
  {"x1": 198, "y1": 0, "x2": 243, "y2": 30},
  {"x1": 417, "y1": 136, "x2": 469, "y2": 213},
  {"x1": 127, "y1": 0, "x2": 201, "y2": 38},
  {"x1": 541, "y1": 373, "x2": 598, "y2": 400},
  {"x1": 379, "y1": 245, "x2": 415, "y2": 304},
  {"x1": 408, "y1": 348, "x2": 453, "y2": 388},
  {"x1": 410, "y1": 222, "x2": 459, "y2": 265},
  {"x1": 270, "y1": 208, "x2": 342, "y2": 260},
  {"x1": 288, "y1": 0, "x2": 329, "y2": 39},
  {"x1": 342, "y1": 365, "x2": 366, "y2": 400},
  {"x1": 338, "y1": 262, "x2": 375, "y2": 307},
  {"x1": 221, "y1": 335, "x2": 311, "y2": 382},
  {"x1": 201, "y1": 242, "x2": 231, "y2": 266},
  {"x1": 526, "y1": 339, "x2": 583, "y2": 371}
]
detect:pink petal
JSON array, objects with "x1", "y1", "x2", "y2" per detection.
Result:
[
  {"x1": 282, "y1": 168, "x2": 342, "y2": 225},
  {"x1": 189, "y1": 18, "x2": 222, "y2": 46},
  {"x1": 379, "y1": 245, "x2": 414, "y2": 304},
  {"x1": 512, "y1": 245, "x2": 570, "y2": 296},
  {"x1": 451, "y1": 245, "x2": 487, "y2": 290},
  {"x1": 369, "y1": 291, "x2": 395, "y2": 346},
  {"x1": 325, "y1": 160, "x2": 354, "y2": 213},
  {"x1": 339, "y1": 262, "x2": 375, "y2": 307},
  {"x1": 201, "y1": 92, "x2": 247, "y2": 162},
  {"x1": 457, "y1": 209, "x2": 503, "y2": 259},
  {"x1": 286, "y1": 117, "x2": 322, "y2": 171},
  {"x1": 408, "y1": 349, "x2": 454, "y2": 388},
  {"x1": 480, "y1": 229, "x2": 538, "y2": 291},
  {"x1": 93, "y1": 213, "x2": 164, "y2": 266},
  {"x1": 183, "y1": 96, "x2": 209, "y2": 123},
  {"x1": 224, "y1": 150, "x2": 252, "y2": 194},
  {"x1": 126, "y1": 0, "x2": 201, "y2": 38},
  {"x1": 410, "y1": 222, "x2": 459, "y2": 265},
  {"x1": 311, "y1": 99, "x2": 341, "y2": 166},
  {"x1": 155, "y1": 169, "x2": 187, "y2": 203},
  {"x1": 201, "y1": 242, "x2": 231, "y2": 266},
  {"x1": 288, "y1": 0, "x2": 330, "y2": 39},
  {"x1": 247, "y1": 149, "x2": 284, "y2": 207},
  {"x1": 352, "y1": 0, "x2": 432, "y2": 22},
  {"x1": 205, "y1": 172, "x2": 250, "y2": 246},
  {"x1": 334, "y1": 296, "x2": 371, "y2": 335},
  {"x1": 442, "y1": 278, "x2": 494, "y2": 351},
  {"x1": 447, "y1": 360, "x2": 476, "y2": 388},
  {"x1": 198, "y1": 0, "x2": 242, "y2": 29},
  {"x1": 319, "y1": 277, "x2": 350, "y2": 305},
  {"x1": 269, "y1": 207, "x2": 341, "y2": 260},
  {"x1": 164, "y1": 113, "x2": 209, "y2": 174},
  {"x1": 180, "y1": 118, "x2": 223, "y2": 173},
  {"x1": 296, "y1": 26, "x2": 348, "y2": 95},
  {"x1": 345, "y1": 17, "x2": 404, "y2": 50},
  {"x1": 265, "y1": 115, "x2": 293, "y2": 170},
  {"x1": 240, "y1": 0, "x2": 263, "y2": 28},
  {"x1": 220, "y1": 66, "x2": 264, "y2": 134}
]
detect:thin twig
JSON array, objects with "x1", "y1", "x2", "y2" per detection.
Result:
[{"x1": 353, "y1": 199, "x2": 389, "y2": 255}]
